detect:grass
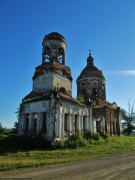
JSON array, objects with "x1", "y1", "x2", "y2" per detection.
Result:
[{"x1": 0, "y1": 136, "x2": 135, "y2": 171}]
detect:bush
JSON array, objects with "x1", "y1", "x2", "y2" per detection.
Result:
[
  {"x1": 84, "y1": 131, "x2": 100, "y2": 141},
  {"x1": 54, "y1": 140, "x2": 65, "y2": 149},
  {"x1": 65, "y1": 138, "x2": 87, "y2": 149},
  {"x1": 100, "y1": 132, "x2": 109, "y2": 139},
  {"x1": 0, "y1": 136, "x2": 52, "y2": 154},
  {"x1": 55, "y1": 133, "x2": 87, "y2": 149},
  {"x1": 90, "y1": 132, "x2": 100, "y2": 141}
]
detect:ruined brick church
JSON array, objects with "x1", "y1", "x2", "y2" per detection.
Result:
[{"x1": 18, "y1": 32, "x2": 122, "y2": 142}]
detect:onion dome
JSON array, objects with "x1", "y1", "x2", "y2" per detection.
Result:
[{"x1": 77, "y1": 53, "x2": 105, "y2": 81}]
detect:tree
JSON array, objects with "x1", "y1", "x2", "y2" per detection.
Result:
[
  {"x1": 121, "y1": 100, "x2": 135, "y2": 135},
  {"x1": 0, "y1": 122, "x2": 4, "y2": 137},
  {"x1": 12, "y1": 122, "x2": 18, "y2": 135}
]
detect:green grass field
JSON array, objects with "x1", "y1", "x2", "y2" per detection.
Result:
[{"x1": 0, "y1": 136, "x2": 135, "y2": 171}]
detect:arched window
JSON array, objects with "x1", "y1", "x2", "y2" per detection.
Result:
[
  {"x1": 45, "y1": 46, "x2": 51, "y2": 62},
  {"x1": 91, "y1": 80, "x2": 98, "y2": 87},
  {"x1": 82, "y1": 89, "x2": 86, "y2": 96},
  {"x1": 45, "y1": 46, "x2": 50, "y2": 54},
  {"x1": 59, "y1": 87, "x2": 67, "y2": 95},
  {"x1": 81, "y1": 82, "x2": 86, "y2": 86},
  {"x1": 58, "y1": 47, "x2": 64, "y2": 64},
  {"x1": 93, "y1": 88, "x2": 98, "y2": 97}
]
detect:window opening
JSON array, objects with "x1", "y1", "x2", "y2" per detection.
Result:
[
  {"x1": 83, "y1": 116, "x2": 87, "y2": 130},
  {"x1": 96, "y1": 120, "x2": 100, "y2": 133},
  {"x1": 93, "y1": 88, "x2": 98, "y2": 97},
  {"x1": 25, "y1": 114, "x2": 29, "y2": 131},
  {"x1": 75, "y1": 115, "x2": 79, "y2": 131},
  {"x1": 64, "y1": 113, "x2": 69, "y2": 132},
  {"x1": 105, "y1": 120, "x2": 107, "y2": 133},
  {"x1": 42, "y1": 113, "x2": 47, "y2": 132},
  {"x1": 33, "y1": 113, "x2": 37, "y2": 133}
]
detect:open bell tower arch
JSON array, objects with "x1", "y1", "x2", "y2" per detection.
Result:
[{"x1": 42, "y1": 32, "x2": 66, "y2": 65}]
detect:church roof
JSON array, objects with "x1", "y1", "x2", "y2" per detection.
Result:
[
  {"x1": 43, "y1": 32, "x2": 66, "y2": 44},
  {"x1": 22, "y1": 90, "x2": 85, "y2": 107},
  {"x1": 77, "y1": 54, "x2": 105, "y2": 81},
  {"x1": 59, "y1": 92, "x2": 86, "y2": 106},
  {"x1": 33, "y1": 62, "x2": 72, "y2": 81},
  {"x1": 23, "y1": 91, "x2": 42, "y2": 100}
]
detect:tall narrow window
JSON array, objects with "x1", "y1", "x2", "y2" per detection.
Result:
[
  {"x1": 83, "y1": 116, "x2": 86, "y2": 131},
  {"x1": 82, "y1": 89, "x2": 86, "y2": 96},
  {"x1": 64, "y1": 113, "x2": 69, "y2": 132},
  {"x1": 93, "y1": 88, "x2": 98, "y2": 97},
  {"x1": 58, "y1": 55, "x2": 62, "y2": 63},
  {"x1": 42, "y1": 113, "x2": 47, "y2": 132},
  {"x1": 105, "y1": 120, "x2": 107, "y2": 133},
  {"x1": 25, "y1": 114, "x2": 29, "y2": 131},
  {"x1": 75, "y1": 115, "x2": 79, "y2": 131},
  {"x1": 46, "y1": 54, "x2": 50, "y2": 62},
  {"x1": 58, "y1": 47, "x2": 64, "y2": 64},
  {"x1": 110, "y1": 119, "x2": 112, "y2": 135},
  {"x1": 96, "y1": 120, "x2": 100, "y2": 133},
  {"x1": 113, "y1": 121, "x2": 115, "y2": 134},
  {"x1": 33, "y1": 113, "x2": 37, "y2": 133}
]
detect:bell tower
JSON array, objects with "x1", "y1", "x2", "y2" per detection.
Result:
[
  {"x1": 32, "y1": 32, "x2": 72, "y2": 97},
  {"x1": 42, "y1": 32, "x2": 66, "y2": 65}
]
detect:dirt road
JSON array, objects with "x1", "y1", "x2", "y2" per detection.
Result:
[{"x1": 1, "y1": 151, "x2": 135, "y2": 180}]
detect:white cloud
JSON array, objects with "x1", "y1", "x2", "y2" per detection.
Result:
[
  {"x1": 105, "y1": 70, "x2": 135, "y2": 75},
  {"x1": 121, "y1": 71, "x2": 135, "y2": 75}
]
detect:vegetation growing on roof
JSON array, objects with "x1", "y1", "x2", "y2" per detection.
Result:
[
  {"x1": 107, "y1": 103, "x2": 117, "y2": 110},
  {"x1": 76, "y1": 94, "x2": 85, "y2": 104},
  {"x1": 91, "y1": 100, "x2": 100, "y2": 109}
]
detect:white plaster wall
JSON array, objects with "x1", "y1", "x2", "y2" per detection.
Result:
[
  {"x1": 33, "y1": 73, "x2": 53, "y2": 92},
  {"x1": 22, "y1": 101, "x2": 49, "y2": 113},
  {"x1": 56, "y1": 100, "x2": 93, "y2": 139},
  {"x1": 19, "y1": 98, "x2": 94, "y2": 141},
  {"x1": 19, "y1": 100, "x2": 55, "y2": 141},
  {"x1": 33, "y1": 72, "x2": 71, "y2": 93},
  {"x1": 53, "y1": 74, "x2": 71, "y2": 92}
]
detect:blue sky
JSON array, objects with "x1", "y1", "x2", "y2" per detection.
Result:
[{"x1": 0, "y1": 0, "x2": 135, "y2": 128}]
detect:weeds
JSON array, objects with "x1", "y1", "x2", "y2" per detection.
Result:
[
  {"x1": 55, "y1": 132, "x2": 110, "y2": 149},
  {"x1": 0, "y1": 135, "x2": 135, "y2": 171}
]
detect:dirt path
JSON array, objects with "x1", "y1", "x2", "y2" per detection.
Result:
[{"x1": 1, "y1": 151, "x2": 135, "y2": 180}]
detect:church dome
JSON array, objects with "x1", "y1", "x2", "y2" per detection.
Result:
[
  {"x1": 77, "y1": 53, "x2": 106, "y2": 100},
  {"x1": 43, "y1": 32, "x2": 66, "y2": 44},
  {"x1": 77, "y1": 54, "x2": 105, "y2": 81}
]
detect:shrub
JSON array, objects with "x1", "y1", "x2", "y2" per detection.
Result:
[
  {"x1": 0, "y1": 136, "x2": 52, "y2": 154},
  {"x1": 69, "y1": 133, "x2": 82, "y2": 141},
  {"x1": 55, "y1": 133, "x2": 87, "y2": 149},
  {"x1": 100, "y1": 132, "x2": 109, "y2": 139},
  {"x1": 65, "y1": 138, "x2": 87, "y2": 149},
  {"x1": 90, "y1": 132, "x2": 100, "y2": 141},
  {"x1": 84, "y1": 131, "x2": 100, "y2": 141},
  {"x1": 54, "y1": 140, "x2": 65, "y2": 149}
]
